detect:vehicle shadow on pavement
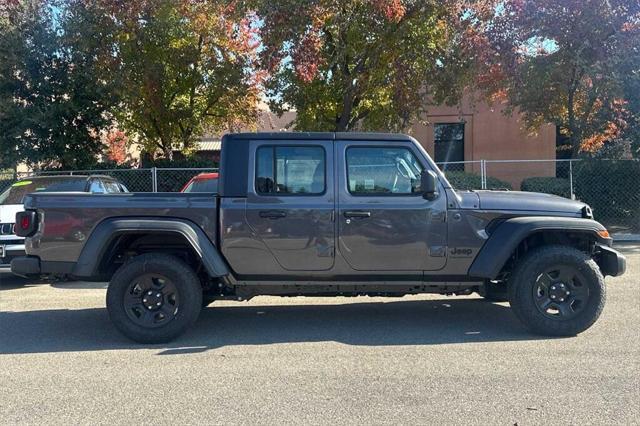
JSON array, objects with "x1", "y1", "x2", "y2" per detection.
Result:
[
  {"x1": 0, "y1": 298, "x2": 553, "y2": 355},
  {"x1": 0, "y1": 274, "x2": 38, "y2": 291}
]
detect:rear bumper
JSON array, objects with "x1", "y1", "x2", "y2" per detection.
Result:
[
  {"x1": 10, "y1": 256, "x2": 41, "y2": 277},
  {"x1": 10, "y1": 256, "x2": 74, "y2": 278},
  {"x1": 597, "y1": 245, "x2": 626, "y2": 277}
]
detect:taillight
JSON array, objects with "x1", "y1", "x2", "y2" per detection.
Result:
[
  {"x1": 20, "y1": 215, "x2": 30, "y2": 230},
  {"x1": 15, "y1": 211, "x2": 37, "y2": 237}
]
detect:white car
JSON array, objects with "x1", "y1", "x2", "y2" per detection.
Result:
[{"x1": 0, "y1": 175, "x2": 128, "y2": 270}]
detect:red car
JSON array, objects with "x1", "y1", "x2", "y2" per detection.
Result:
[{"x1": 180, "y1": 172, "x2": 219, "y2": 193}]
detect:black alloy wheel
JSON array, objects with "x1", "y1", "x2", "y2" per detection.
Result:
[
  {"x1": 124, "y1": 273, "x2": 180, "y2": 328},
  {"x1": 532, "y1": 265, "x2": 590, "y2": 320}
]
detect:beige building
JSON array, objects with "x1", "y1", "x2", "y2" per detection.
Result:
[
  {"x1": 411, "y1": 95, "x2": 556, "y2": 188},
  {"x1": 193, "y1": 98, "x2": 556, "y2": 189}
]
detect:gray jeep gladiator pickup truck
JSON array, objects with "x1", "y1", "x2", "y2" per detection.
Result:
[{"x1": 12, "y1": 132, "x2": 626, "y2": 343}]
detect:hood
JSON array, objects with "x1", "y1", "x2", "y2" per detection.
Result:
[
  {"x1": 474, "y1": 190, "x2": 587, "y2": 215},
  {"x1": 0, "y1": 204, "x2": 24, "y2": 223}
]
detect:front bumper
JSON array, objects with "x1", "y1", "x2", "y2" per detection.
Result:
[{"x1": 596, "y1": 245, "x2": 626, "y2": 277}]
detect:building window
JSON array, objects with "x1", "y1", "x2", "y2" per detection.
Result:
[
  {"x1": 255, "y1": 146, "x2": 325, "y2": 195},
  {"x1": 434, "y1": 123, "x2": 464, "y2": 171}
]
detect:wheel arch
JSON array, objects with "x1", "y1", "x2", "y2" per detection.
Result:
[
  {"x1": 468, "y1": 216, "x2": 611, "y2": 280},
  {"x1": 73, "y1": 217, "x2": 229, "y2": 280}
]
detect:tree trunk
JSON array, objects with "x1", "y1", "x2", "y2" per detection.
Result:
[
  {"x1": 335, "y1": 97, "x2": 353, "y2": 132},
  {"x1": 160, "y1": 143, "x2": 173, "y2": 160},
  {"x1": 335, "y1": 74, "x2": 356, "y2": 131},
  {"x1": 567, "y1": 89, "x2": 580, "y2": 158}
]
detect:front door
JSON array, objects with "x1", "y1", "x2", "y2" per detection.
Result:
[
  {"x1": 245, "y1": 140, "x2": 335, "y2": 271},
  {"x1": 336, "y1": 140, "x2": 447, "y2": 271}
]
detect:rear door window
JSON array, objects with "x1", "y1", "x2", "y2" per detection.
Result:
[{"x1": 256, "y1": 146, "x2": 325, "y2": 195}]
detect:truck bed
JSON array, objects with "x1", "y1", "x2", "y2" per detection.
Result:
[{"x1": 23, "y1": 192, "x2": 218, "y2": 264}]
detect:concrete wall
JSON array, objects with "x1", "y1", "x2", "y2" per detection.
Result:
[{"x1": 410, "y1": 95, "x2": 556, "y2": 189}]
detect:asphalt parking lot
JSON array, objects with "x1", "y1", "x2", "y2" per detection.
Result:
[{"x1": 1, "y1": 244, "x2": 638, "y2": 425}]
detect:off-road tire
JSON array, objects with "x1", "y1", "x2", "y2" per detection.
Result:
[
  {"x1": 508, "y1": 245, "x2": 605, "y2": 336},
  {"x1": 106, "y1": 253, "x2": 203, "y2": 343}
]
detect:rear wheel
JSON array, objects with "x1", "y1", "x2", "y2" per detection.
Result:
[
  {"x1": 106, "y1": 253, "x2": 202, "y2": 343},
  {"x1": 508, "y1": 245, "x2": 605, "y2": 336}
]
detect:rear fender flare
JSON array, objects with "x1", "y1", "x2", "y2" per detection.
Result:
[
  {"x1": 468, "y1": 216, "x2": 610, "y2": 279},
  {"x1": 73, "y1": 217, "x2": 229, "y2": 278}
]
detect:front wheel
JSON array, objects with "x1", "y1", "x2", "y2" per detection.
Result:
[
  {"x1": 508, "y1": 245, "x2": 605, "y2": 336},
  {"x1": 106, "y1": 253, "x2": 203, "y2": 343}
]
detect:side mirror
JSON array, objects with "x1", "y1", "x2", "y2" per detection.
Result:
[{"x1": 421, "y1": 170, "x2": 438, "y2": 200}]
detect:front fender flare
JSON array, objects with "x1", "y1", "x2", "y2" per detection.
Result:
[
  {"x1": 468, "y1": 216, "x2": 610, "y2": 279},
  {"x1": 73, "y1": 217, "x2": 229, "y2": 278}
]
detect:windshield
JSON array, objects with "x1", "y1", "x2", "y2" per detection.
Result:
[
  {"x1": 183, "y1": 178, "x2": 218, "y2": 193},
  {"x1": 0, "y1": 178, "x2": 87, "y2": 205}
]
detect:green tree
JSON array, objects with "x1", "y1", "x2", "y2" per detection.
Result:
[
  {"x1": 257, "y1": 0, "x2": 498, "y2": 132},
  {"x1": 70, "y1": 0, "x2": 262, "y2": 159},
  {"x1": 487, "y1": 0, "x2": 640, "y2": 157},
  {"x1": 0, "y1": 0, "x2": 115, "y2": 169}
]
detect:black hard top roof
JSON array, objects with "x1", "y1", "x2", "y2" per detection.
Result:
[{"x1": 223, "y1": 132, "x2": 414, "y2": 142}]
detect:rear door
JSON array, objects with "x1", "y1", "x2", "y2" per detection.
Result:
[
  {"x1": 336, "y1": 140, "x2": 447, "y2": 271},
  {"x1": 245, "y1": 140, "x2": 335, "y2": 271}
]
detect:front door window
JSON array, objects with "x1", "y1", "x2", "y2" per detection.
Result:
[{"x1": 346, "y1": 147, "x2": 424, "y2": 195}]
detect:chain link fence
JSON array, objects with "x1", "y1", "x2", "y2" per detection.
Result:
[
  {"x1": 2, "y1": 160, "x2": 639, "y2": 232},
  {"x1": 0, "y1": 167, "x2": 217, "y2": 195},
  {"x1": 437, "y1": 159, "x2": 640, "y2": 232}
]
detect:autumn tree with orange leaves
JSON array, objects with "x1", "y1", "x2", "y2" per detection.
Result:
[
  {"x1": 485, "y1": 0, "x2": 640, "y2": 158},
  {"x1": 66, "y1": 0, "x2": 262, "y2": 159},
  {"x1": 256, "y1": 0, "x2": 500, "y2": 132}
]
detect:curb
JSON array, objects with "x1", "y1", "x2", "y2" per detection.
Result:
[{"x1": 612, "y1": 233, "x2": 640, "y2": 242}]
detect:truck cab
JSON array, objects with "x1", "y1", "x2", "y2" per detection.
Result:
[{"x1": 219, "y1": 133, "x2": 448, "y2": 279}]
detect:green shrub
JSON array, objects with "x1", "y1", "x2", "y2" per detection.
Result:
[
  {"x1": 147, "y1": 157, "x2": 217, "y2": 169},
  {"x1": 444, "y1": 171, "x2": 512, "y2": 190},
  {"x1": 520, "y1": 177, "x2": 571, "y2": 198},
  {"x1": 573, "y1": 160, "x2": 640, "y2": 230}
]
